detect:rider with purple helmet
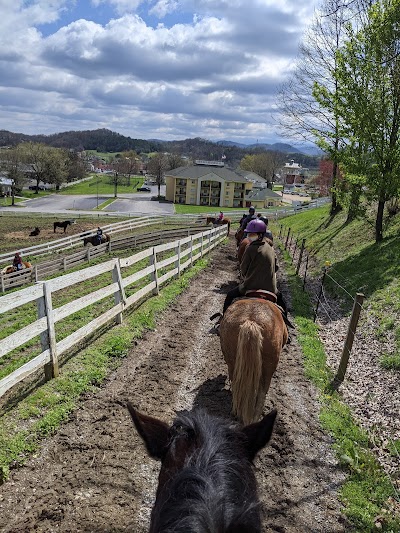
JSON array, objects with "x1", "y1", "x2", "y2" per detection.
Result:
[{"x1": 222, "y1": 218, "x2": 278, "y2": 314}]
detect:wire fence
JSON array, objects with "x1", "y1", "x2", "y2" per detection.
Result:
[
  {"x1": 276, "y1": 223, "x2": 400, "y2": 502},
  {"x1": 277, "y1": 223, "x2": 365, "y2": 389}
]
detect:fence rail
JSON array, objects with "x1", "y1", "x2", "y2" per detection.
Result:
[
  {"x1": 0, "y1": 226, "x2": 210, "y2": 292},
  {"x1": 0, "y1": 225, "x2": 226, "y2": 398}
]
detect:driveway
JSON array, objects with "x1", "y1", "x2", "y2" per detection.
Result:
[{"x1": 0, "y1": 186, "x2": 174, "y2": 216}]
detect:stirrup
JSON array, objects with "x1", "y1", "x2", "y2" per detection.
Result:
[{"x1": 210, "y1": 312, "x2": 222, "y2": 321}]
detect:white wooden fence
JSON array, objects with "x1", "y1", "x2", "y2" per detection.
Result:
[{"x1": 0, "y1": 225, "x2": 226, "y2": 399}]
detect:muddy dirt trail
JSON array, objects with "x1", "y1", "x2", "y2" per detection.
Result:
[{"x1": 0, "y1": 238, "x2": 348, "y2": 532}]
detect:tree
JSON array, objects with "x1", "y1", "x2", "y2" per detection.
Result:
[
  {"x1": 167, "y1": 153, "x2": 185, "y2": 170},
  {"x1": 278, "y1": 0, "x2": 365, "y2": 214},
  {"x1": 20, "y1": 142, "x2": 69, "y2": 192},
  {"x1": 0, "y1": 145, "x2": 27, "y2": 205},
  {"x1": 315, "y1": 0, "x2": 400, "y2": 241},
  {"x1": 240, "y1": 152, "x2": 284, "y2": 188},
  {"x1": 66, "y1": 150, "x2": 87, "y2": 182},
  {"x1": 147, "y1": 153, "x2": 169, "y2": 197}
]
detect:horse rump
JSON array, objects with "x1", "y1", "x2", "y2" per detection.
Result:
[
  {"x1": 219, "y1": 299, "x2": 288, "y2": 424},
  {"x1": 127, "y1": 404, "x2": 277, "y2": 532}
]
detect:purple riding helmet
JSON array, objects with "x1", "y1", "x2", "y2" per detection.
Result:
[{"x1": 246, "y1": 219, "x2": 267, "y2": 234}]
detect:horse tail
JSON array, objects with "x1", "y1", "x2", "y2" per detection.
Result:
[
  {"x1": 53, "y1": 222, "x2": 56, "y2": 233},
  {"x1": 232, "y1": 319, "x2": 263, "y2": 425},
  {"x1": 227, "y1": 220, "x2": 230, "y2": 235}
]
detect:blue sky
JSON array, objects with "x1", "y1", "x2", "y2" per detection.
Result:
[{"x1": 0, "y1": 0, "x2": 319, "y2": 145}]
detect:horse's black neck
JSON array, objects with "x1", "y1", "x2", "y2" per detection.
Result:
[{"x1": 151, "y1": 411, "x2": 261, "y2": 533}]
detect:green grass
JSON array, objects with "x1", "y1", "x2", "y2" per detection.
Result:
[
  {"x1": 58, "y1": 174, "x2": 144, "y2": 195},
  {"x1": 0, "y1": 256, "x2": 210, "y2": 483},
  {"x1": 279, "y1": 245, "x2": 400, "y2": 531}
]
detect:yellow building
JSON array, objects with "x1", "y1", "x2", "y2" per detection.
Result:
[{"x1": 165, "y1": 161, "x2": 253, "y2": 208}]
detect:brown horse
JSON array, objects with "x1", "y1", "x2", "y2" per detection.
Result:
[
  {"x1": 235, "y1": 227, "x2": 245, "y2": 246},
  {"x1": 205, "y1": 216, "x2": 231, "y2": 235},
  {"x1": 219, "y1": 298, "x2": 288, "y2": 425},
  {"x1": 2, "y1": 261, "x2": 32, "y2": 275},
  {"x1": 83, "y1": 233, "x2": 110, "y2": 246}
]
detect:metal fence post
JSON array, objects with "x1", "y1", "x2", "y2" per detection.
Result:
[{"x1": 332, "y1": 293, "x2": 365, "y2": 389}]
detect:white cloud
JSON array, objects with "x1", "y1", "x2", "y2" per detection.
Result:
[{"x1": 0, "y1": 0, "x2": 320, "y2": 143}]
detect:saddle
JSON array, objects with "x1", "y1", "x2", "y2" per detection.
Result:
[
  {"x1": 244, "y1": 289, "x2": 277, "y2": 303},
  {"x1": 244, "y1": 289, "x2": 294, "y2": 333}
]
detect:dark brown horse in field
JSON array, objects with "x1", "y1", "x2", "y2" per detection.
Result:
[
  {"x1": 206, "y1": 216, "x2": 231, "y2": 235},
  {"x1": 128, "y1": 404, "x2": 277, "y2": 532},
  {"x1": 54, "y1": 220, "x2": 75, "y2": 233},
  {"x1": 219, "y1": 298, "x2": 288, "y2": 425},
  {"x1": 83, "y1": 233, "x2": 110, "y2": 246}
]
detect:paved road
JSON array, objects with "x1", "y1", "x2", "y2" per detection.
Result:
[{"x1": 0, "y1": 185, "x2": 174, "y2": 217}]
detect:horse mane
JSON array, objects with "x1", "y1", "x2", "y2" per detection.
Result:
[{"x1": 151, "y1": 409, "x2": 261, "y2": 532}]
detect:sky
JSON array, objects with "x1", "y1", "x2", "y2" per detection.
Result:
[{"x1": 0, "y1": 0, "x2": 319, "y2": 145}]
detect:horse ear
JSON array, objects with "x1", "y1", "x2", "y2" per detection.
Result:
[
  {"x1": 241, "y1": 408, "x2": 277, "y2": 461},
  {"x1": 127, "y1": 402, "x2": 170, "y2": 460}
]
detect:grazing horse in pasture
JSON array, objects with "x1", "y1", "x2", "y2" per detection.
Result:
[
  {"x1": 205, "y1": 216, "x2": 231, "y2": 235},
  {"x1": 29, "y1": 227, "x2": 40, "y2": 236},
  {"x1": 219, "y1": 298, "x2": 288, "y2": 425},
  {"x1": 54, "y1": 220, "x2": 74, "y2": 233},
  {"x1": 128, "y1": 404, "x2": 277, "y2": 533},
  {"x1": 83, "y1": 233, "x2": 110, "y2": 246}
]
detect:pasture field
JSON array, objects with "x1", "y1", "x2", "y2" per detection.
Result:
[
  {"x1": 0, "y1": 213, "x2": 173, "y2": 258},
  {"x1": 58, "y1": 173, "x2": 144, "y2": 195}
]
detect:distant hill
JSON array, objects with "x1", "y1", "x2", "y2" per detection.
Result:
[
  {"x1": 0, "y1": 129, "x2": 161, "y2": 154},
  {"x1": 0, "y1": 129, "x2": 323, "y2": 166},
  {"x1": 216, "y1": 139, "x2": 322, "y2": 155}
]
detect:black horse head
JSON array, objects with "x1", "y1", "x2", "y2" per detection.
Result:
[{"x1": 128, "y1": 405, "x2": 277, "y2": 532}]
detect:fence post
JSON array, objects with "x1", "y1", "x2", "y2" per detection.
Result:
[
  {"x1": 37, "y1": 282, "x2": 59, "y2": 380},
  {"x1": 63, "y1": 257, "x2": 67, "y2": 271},
  {"x1": 200, "y1": 232, "x2": 204, "y2": 258},
  {"x1": 293, "y1": 237, "x2": 299, "y2": 258},
  {"x1": 285, "y1": 227, "x2": 291, "y2": 249},
  {"x1": 190, "y1": 235, "x2": 194, "y2": 266},
  {"x1": 175, "y1": 242, "x2": 181, "y2": 278},
  {"x1": 112, "y1": 260, "x2": 126, "y2": 324},
  {"x1": 332, "y1": 293, "x2": 365, "y2": 389},
  {"x1": 313, "y1": 265, "x2": 328, "y2": 322},
  {"x1": 0, "y1": 274, "x2": 4, "y2": 294},
  {"x1": 150, "y1": 247, "x2": 159, "y2": 295},
  {"x1": 296, "y1": 239, "x2": 306, "y2": 275},
  {"x1": 302, "y1": 253, "x2": 309, "y2": 291}
]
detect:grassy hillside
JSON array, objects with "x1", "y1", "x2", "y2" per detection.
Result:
[
  {"x1": 276, "y1": 204, "x2": 400, "y2": 307},
  {"x1": 275, "y1": 205, "x2": 400, "y2": 530}
]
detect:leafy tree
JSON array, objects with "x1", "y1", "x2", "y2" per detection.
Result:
[
  {"x1": 240, "y1": 152, "x2": 284, "y2": 188},
  {"x1": 0, "y1": 145, "x2": 27, "y2": 204},
  {"x1": 315, "y1": 0, "x2": 400, "y2": 241},
  {"x1": 278, "y1": 0, "x2": 365, "y2": 213},
  {"x1": 20, "y1": 143, "x2": 69, "y2": 192},
  {"x1": 147, "y1": 153, "x2": 169, "y2": 197}
]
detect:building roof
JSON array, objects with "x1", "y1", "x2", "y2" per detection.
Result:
[
  {"x1": 166, "y1": 164, "x2": 248, "y2": 183},
  {"x1": 236, "y1": 169, "x2": 266, "y2": 182},
  {"x1": 245, "y1": 188, "x2": 282, "y2": 201}
]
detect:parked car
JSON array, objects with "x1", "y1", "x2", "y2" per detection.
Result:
[
  {"x1": 138, "y1": 186, "x2": 151, "y2": 192},
  {"x1": 28, "y1": 185, "x2": 46, "y2": 191}
]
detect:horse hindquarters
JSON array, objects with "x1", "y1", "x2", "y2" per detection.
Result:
[{"x1": 231, "y1": 320, "x2": 263, "y2": 425}]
